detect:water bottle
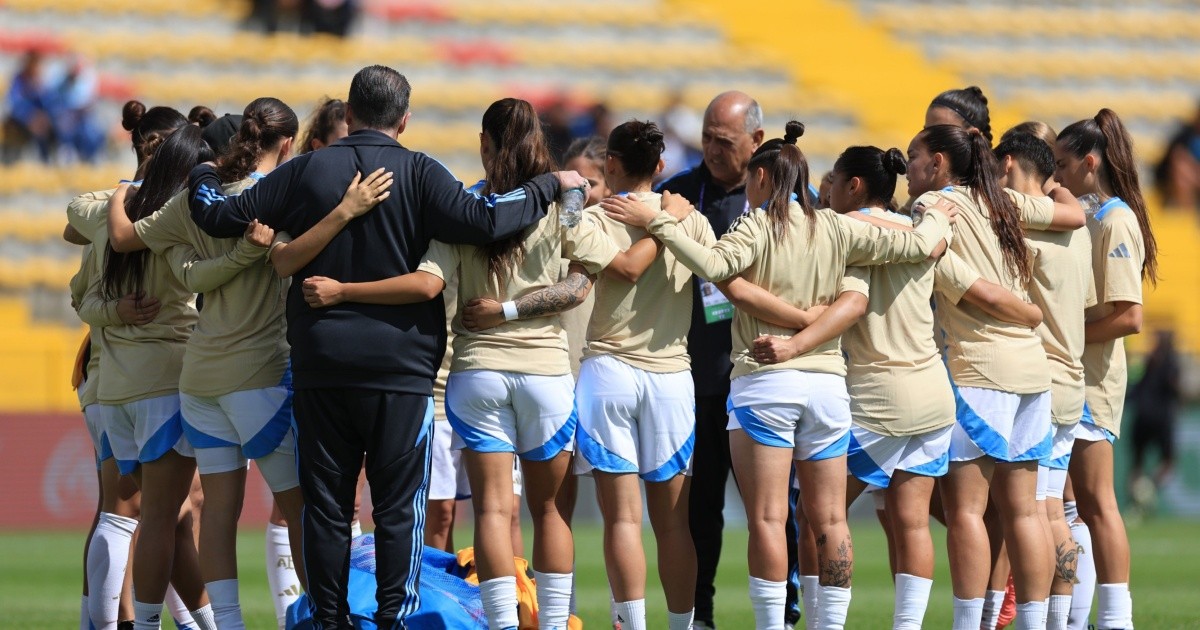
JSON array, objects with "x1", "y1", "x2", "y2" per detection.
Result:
[
  {"x1": 1078, "y1": 193, "x2": 1101, "y2": 214},
  {"x1": 559, "y1": 187, "x2": 585, "y2": 228}
]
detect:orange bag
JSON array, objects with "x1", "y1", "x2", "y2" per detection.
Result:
[{"x1": 456, "y1": 547, "x2": 583, "y2": 630}]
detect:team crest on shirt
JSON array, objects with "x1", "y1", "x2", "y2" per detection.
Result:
[{"x1": 1108, "y1": 243, "x2": 1132, "y2": 258}]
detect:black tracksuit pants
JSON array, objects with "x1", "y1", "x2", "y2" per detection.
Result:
[{"x1": 294, "y1": 388, "x2": 433, "y2": 630}]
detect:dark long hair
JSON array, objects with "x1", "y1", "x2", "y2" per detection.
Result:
[
  {"x1": 215, "y1": 97, "x2": 298, "y2": 183},
  {"x1": 832, "y1": 146, "x2": 906, "y2": 211},
  {"x1": 121, "y1": 100, "x2": 188, "y2": 177},
  {"x1": 479, "y1": 98, "x2": 558, "y2": 285},
  {"x1": 919, "y1": 124, "x2": 1031, "y2": 283},
  {"x1": 606, "y1": 120, "x2": 665, "y2": 180},
  {"x1": 103, "y1": 125, "x2": 214, "y2": 299},
  {"x1": 300, "y1": 97, "x2": 346, "y2": 154},
  {"x1": 1059, "y1": 109, "x2": 1158, "y2": 285},
  {"x1": 748, "y1": 121, "x2": 810, "y2": 242},
  {"x1": 930, "y1": 86, "x2": 992, "y2": 144}
]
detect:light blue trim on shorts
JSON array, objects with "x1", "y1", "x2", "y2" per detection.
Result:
[
  {"x1": 953, "y1": 385, "x2": 1010, "y2": 460},
  {"x1": 115, "y1": 457, "x2": 139, "y2": 476},
  {"x1": 445, "y1": 404, "x2": 512, "y2": 454},
  {"x1": 1043, "y1": 450, "x2": 1072, "y2": 471},
  {"x1": 242, "y1": 385, "x2": 295, "y2": 459},
  {"x1": 98, "y1": 432, "x2": 113, "y2": 463},
  {"x1": 139, "y1": 409, "x2": 185, "y2": 463},
  {"x1": 518, "y1": 404, "x2": 577, "y2": 462},
  {"x1": 730, "y1": 406, "x2": 793, "y2": 448},
  {"x1": 1079, "y1": 402, "x2": 1116, "y2": 444},
  {"x1": 1008, "y1": 428, "x2": 1053, "y2": 463},
  {"x1": 415, "y1": 396, "x2": 434, "y2": 449},
  {"x1": 807, "y1": 430, "x2": 851, "y2": 461},
  {"x1": 577, "y1": 427, "x2": 638, "y2": 474},
  {"x1": 181, "y1": 419, "x2": 239, "y2": 449},
  {"x1": 642, "y1": 429, "x2": 695, "y2": 483},
  {"x1": 846, "y1": 432, "x2": 892, "y2": 488},
  {"x1": 903, "y1": 451, "x2": 950, "y2": 477}
]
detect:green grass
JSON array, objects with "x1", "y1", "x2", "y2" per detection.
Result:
[{"x1": 3, "y1": 519, "x2": 1200, "y2": 628}]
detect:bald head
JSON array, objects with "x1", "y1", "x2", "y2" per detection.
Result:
[{"x1": 702, "y1": 91, "x2": 765, "y2": 189}]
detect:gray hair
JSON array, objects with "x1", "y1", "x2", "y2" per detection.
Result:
[{"x1": 744, "y1": 99, "x2": 763, "y2": 134}]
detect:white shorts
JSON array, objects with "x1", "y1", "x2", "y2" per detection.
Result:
[
  {"x1": 180, "y1": 380, "x2": 294, "y2": 458},
  {"x1": 83, "y1": 404, "x2": 113, "y2": 470},
  {"x1": 99, "y1": 394, "x2": 193, "y2": 475},
  {"x1": 446, "y1": 370, "x2": 576, "y2": 461},
  {"x1": 950, "y1": 386, "x2": 1051, "y2": 463},
  {"x1": 429, "y1": 420, "x2": 471, "y2": 501},
  {"x1": 847, "y1": 423, "x2": 953, "y2": 488},
  {"x1": 1037, "y1": 423, "x2": 1077, "y2": 500},
  {"x1": 575, "y1": 355, "x2": 695, "y2": 482},
  {"x1": 726, "y1": 370, "x2": 852, "y2": 462},
  {"x1": 1072, "y1": 403, "x2": 1116, "y2": 444}
]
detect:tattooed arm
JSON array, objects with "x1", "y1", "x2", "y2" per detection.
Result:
[{"x1": 460, "y1": 263, "x2": 594, "y2": 332}]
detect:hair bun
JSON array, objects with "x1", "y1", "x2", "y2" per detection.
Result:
[
  {"x1": 122, "y1": 100, "x2": 146, "y2": 131},
  {"x1": 188, "y1": 105, "x2": 216, "y2": 127},
  {"x1": 966, "y1": 85, "x2": 988, "y2": 106},
  {"x1": 240, "y1": 115, "x2": 263, "y2": 142},
  {"x1": 639, "y1": 124, "x2": 665, "y2": 146},
  {"x1": 783, "y1": 120, "x2": 805, "y2": 145},
  {"x1": 882, "y1": 147, "x2": 908, "y2": 176}
]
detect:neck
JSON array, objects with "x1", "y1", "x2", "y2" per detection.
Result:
[
  {"x1": 709, "y1": 170, "x2": 745, "y2": 191},
  {"x1": 350, "y1": 124, "x2": 399, "y2": 139},
  {"x1": 608, "y1": 175, "x2": 653, "y2": 194},
  {"x1": 1096, "y1": 179, "x2": 1117, "y2": 202},
  {"x1": 254, "y1": 150, "x2": 279, "y2": 176},
  {"x1": 1008, "y1": 173, "x2": 1044, "y2": 198}
]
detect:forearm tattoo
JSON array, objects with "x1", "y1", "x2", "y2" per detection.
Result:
[
  {"x1": 1055, "y1": 540, "x2": 1083, "y2": 585},
  {"x1": 515, "y1": 272, "x2": 590, "y2": 319},
  {"x1": 816, "y1": 534, "x2": 854, "y2": 588}
]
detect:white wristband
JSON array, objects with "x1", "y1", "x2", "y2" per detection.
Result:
[{"x1": 501, "y1": 301, "x2": 519, "y2": 322}]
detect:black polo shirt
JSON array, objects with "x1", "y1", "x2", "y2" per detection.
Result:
[
  {"x1": 187, "y1": 129, "x2": 559, "y2": 394},
  {"x1": 656, "y1": 162, "x2": 749, "y2": 397}
]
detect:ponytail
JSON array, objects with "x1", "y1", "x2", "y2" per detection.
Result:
[
  {"x1": 121, "y1": 99, "x2": 187, "y2": 173},
  {"x1": 188, "y1": 106, "x2": 217, "y2": 127},
  {"x1": 749, "y1": 120, "x2": 811, "y2": 243},
  {"x1": 920, "y1": 124, "x2": 1031, "y2": 283},
  {"x1": 1059, "y1": 109, "x2": 1158, "y2": 284},
  {"x1": 215, "y1": 97, "x2": 298, "y2": 184}
]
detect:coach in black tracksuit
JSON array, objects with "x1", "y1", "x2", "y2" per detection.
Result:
[{"x1": 186, "y1": 66, "x2": 582, "y2": 629}]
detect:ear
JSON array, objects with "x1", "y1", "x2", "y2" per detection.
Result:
[
  {"x1": 750, "y1": 128, "x2": 765, "y2": 149},
  {"x1": 311, "y1": 138, "x2": 326, "y2": 151},
  {"x1": 604, "y1": 154, "x2": 619, "y2": 176},
  {"x1": 753, "y1": 165, "x2": 768, "y2": 187},
  {"x1": 848, "y1": 175, "x2": 864, "y2": 196},
  {"x1": 279, "y1": 136, "x2": 294, "y2": 159},
  {"x1": 1084, "y1": 153, "x2": 1100, "y2": 174},
  {"x1": 344, "y1": 104, "x2": 355, "y2": 128},
  {"x1": 654, "y1": 158, "x2": 665, "y2": 177},
  {"x1": 930, "y1": 152, "x2": 945, "y2": 174},
  {"x1": 396, "y1": 111, "x2": 411, "y2": 136}
]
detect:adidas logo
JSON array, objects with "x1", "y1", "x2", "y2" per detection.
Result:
[
  {"x1": 147, "y1": 614, "x2": 160, "y2": 623},
  {"x1": 1109, "y1": 243, "x2": 1132, "y2": 258},
  {"x1": 279, "y1": 585, "x2": 303, "y2": 597}
]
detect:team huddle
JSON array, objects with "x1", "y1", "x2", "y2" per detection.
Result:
[{"x1": 64, "y1": 64, "x2": 1152, "y2": 630}]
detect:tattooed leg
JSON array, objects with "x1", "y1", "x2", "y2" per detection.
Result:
[{"x1": 816, "y1": 535, "x2": 854, "y2": 588}]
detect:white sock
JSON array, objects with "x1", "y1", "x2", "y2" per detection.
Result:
[
  {"x1": 351, "y1": 519, "x2": 363, "y2": 538},
  {"x1": 133, "y1": 600, "x2": 163, "y2": 630},
  {"x1": 532, "y1": 570, "x2": 572, "y2": 629},
  {"x1": 748, "y1": 576, "x2": 786, "y2": 630},
  {"x1": 614, "y1": 599, "x2": 647, "y2": 630},
  {"x1": 1043, "y1": 597, "x2": 1051, "y2": 625},
  {"x1": 80, "y1": 595, "x2": 90, "y2": 630},
  {"x1": 164, "y1": 587, "x2": 194, "y2": 628},
  {"x1": 1048, "y1": 594, "x2": 1072, "y2": 630},
  {"x1": 800, "y1": 575, "x2": 820, "y2": 630},
  {"x1": 817, "y1": 585, "x2": 851, "y2": 630},
  {"x1": 982, "y1": 589, "x2": 1006, "y2": 630},
  {"x1": 89, "y1": 513, "x2": 137, "y2": 629},
  {"x1": 205, "y1": 579, "x2": 244, "y2": 630},
  {"x1": 265, "y1": 523, "x2": 301, "y2": 628},
  {"x1": 668, "y1": 609, "x2": 695, "y2": 630},
  {"x1": 188, "y1": 604, "x2": 216, "y2": 630},
  {"x1": 952, "y1": 596, "x2": 984, "y2": 630},
  {"x1": 479, "y1": 576, "x2": 520, "y2": 630},
  {"x1": 1068, "y1": 518, "x2": 1095, "y2": 630},
  {"x1": 568, "y1": 564, "x2": 577, "y2": 615},
  {"x1": 1096, "y1": 583, "x2": 1132, "y2": 629},
  {"x1": 893, "y1": 573, "x2": 932, "y2": 630},
  {"x1": 1016, "y1": 600, "x2": 1048, "y2": 630}
]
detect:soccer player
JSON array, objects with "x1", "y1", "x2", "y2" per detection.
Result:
[
  {"x1": 84, "y1": 124, "x2": 218, "y2": 630},
  {"x1": 604, "y1": 121, "x2": 954, "y2": 630},
  {"x1": 926, "y1": 86, "x2": 994, "y2": 145},
  {"x1": 906, "y1": 123, "x2": 1084, "y2": 629},
  {"x1": 1055, "y1": 108, "x2": 1159, "y2": 630}
]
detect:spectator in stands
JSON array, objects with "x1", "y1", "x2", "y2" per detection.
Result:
[
  {"x1": 1154, "y1": 102, "x2": 1200, "y2": 211},
  {"x1": 656, "y1": 91, "x2": 765, "y2": 630},
  {"x1": 49, "y1": 55, "x2": 105, "y2": 163},
  {"x1": 1129, "y1": 329, "x2": 1182, "y2": 512},
  {"x1": 3, "y1": 51, "x2": 55, "y2": 163},
  {"x1": 660, "y1": 92, "x2": 703, "y2": 183}
]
